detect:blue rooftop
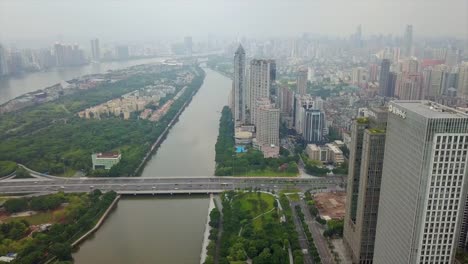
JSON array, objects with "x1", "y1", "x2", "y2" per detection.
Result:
[{"x1": 235, "y1": 146, "x2": 247, "y2": 153}]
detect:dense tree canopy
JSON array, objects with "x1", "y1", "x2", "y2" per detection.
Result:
[{"x1": 0, "y1": 66, "x2": 205, "y2": 177}]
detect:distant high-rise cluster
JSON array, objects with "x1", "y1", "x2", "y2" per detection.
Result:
[
  {"x1": 53, "y1": 43, "x2": 87, "y2": 67},
  {"x1": 229, "y1": 44, "x2": 328, "y2": 158},
  {"x1": 342, "y1": 24, "x2": 468, "y2": 106}
]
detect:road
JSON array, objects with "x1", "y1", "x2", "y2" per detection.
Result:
[
  {"x1": 0, "y1": 176, "x2": 344, "y2": 195},
  {"x1": 300, "y1": 200, "x2": 334, "y2": 264},
  {"x1": 290, "y1": 201, "x2": 314, "y2": 264}
]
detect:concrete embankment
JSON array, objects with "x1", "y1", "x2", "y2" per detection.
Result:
[
  {"x1": 71, "y1": 195, "x2": 121, "y2": 248},
  {"x1": 200, "y1": 194, "x2": 215, "y2": 264}
]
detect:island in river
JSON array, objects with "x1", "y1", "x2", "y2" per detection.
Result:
[{"x1": 0, "y1": 63, "x2": 205, "y2": 177}]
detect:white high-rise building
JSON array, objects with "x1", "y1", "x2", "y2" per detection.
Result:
[
  {"x1": 248, "y1": 59, "x2": 276, "y2": 125},
  {"x1": 256, "y1": 100, "x2": 280, "y2": 147},
  {"x1": 374, "y1": 101, "x2": 468, "y2": 264},
  {"x1": 297, "y1": 67, "x2": 308, "y2": 95},
  {"x1": 233, "y1": 45, "x2": 246, "y2": 126}
]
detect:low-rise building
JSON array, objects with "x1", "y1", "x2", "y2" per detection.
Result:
[
  {"x1": 234, "y1": 129, "x2": 253, "y2": 144},
  {"x1": 306, "y1": 144, "x2": 330, "y2": 163},
  {"x1": 325, "y1": 143, "x2": 344, "y2": 164},
  {"x1": 260, "y1": 144, "x2": 280, "y2": 158},
  {"x1": 92, "y1": 152, "x2": 121, "y2": 170}
]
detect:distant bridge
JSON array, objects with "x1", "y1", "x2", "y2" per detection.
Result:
[{"x1": 0, "y1": 176, "x2": 344, "y2": 195}]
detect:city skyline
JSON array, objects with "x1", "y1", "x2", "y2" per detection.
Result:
[{"x1": 0, "y1": 0, "x2": 467, "y2": 48}]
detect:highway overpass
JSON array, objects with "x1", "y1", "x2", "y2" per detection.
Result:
[{"x1": 0, "y1": 176, "x2": 344, "y2": 195}]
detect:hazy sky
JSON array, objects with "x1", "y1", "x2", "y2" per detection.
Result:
[{"x1": 0, "y1": 0, "x2": 467, "y2": 46}]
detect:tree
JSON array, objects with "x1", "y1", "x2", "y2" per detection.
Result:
[
  {"x1": 50, "y1": 243, "x2": 72, "y2": 261},
  {"x1": 15, "y1": 167, "x2": 31, "y2": 179},
  {"x1": 254, "y1": 248, "x2": 272, "y2": 264},
  {"x1": 3, "y1": 198, "x2": 28, "y2": 213}
]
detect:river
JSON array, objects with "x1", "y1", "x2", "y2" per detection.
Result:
[
  {"x1": 72, "y1": 68, "x2": 231, "y2": 263},
  {"x1": 0, "y1": 57, "x2": 167, "y2": 105}
]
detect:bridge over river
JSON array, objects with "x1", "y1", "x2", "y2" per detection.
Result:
[{"x1": 0, "y1": 176, "x2": 344, "y2": 195}]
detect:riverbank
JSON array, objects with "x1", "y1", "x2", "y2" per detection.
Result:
[
  {"x1": 0, "y1": 191, "x2": 118, "y2": 263},
  {"x1": 199, "y1": 194, "x2": 215, "y2": 264},
  {"x1": 43, "y1": 194, "x2": 121, "y2": 264},
  {"x1": 71, "y1": 194, "x2": 120, "y2": 248},
  {"x1": 134, "y1": 68, "x2": 206, "y2": 176}
]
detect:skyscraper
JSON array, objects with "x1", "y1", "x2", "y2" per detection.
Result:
[
  {"x1": 457, "y1": 62, "x2": 468, "y2": 99},
  {"x1": 396, "y1": 73, "x2": 423, "y2": 100},
  {"x1": 293, "y1": 95, "x2": 315, "y2": 135},
  {"x1": 303, "y1": 109, "x2": 325, "y2": 143},
  {"x1": 0, "y1": 44, "x2": 8, "y2": 76},
  {"x1": 369, "y1": 64, "x2": 379, "y2": 82},
  {"x1": 343, "y1": 107, "x2": 388, "y2": 263},
  {"x1": 378, "y1": 59, "x2": 391, "y2": 97},
  {"x1": 403, "y1": 25, "x2": 413, "y2": 57},
  {"x1": 374, "y1": 101, "x2": 468, "y2": 263},
  {"x1": 352, "y1": 67, "x2": 366, "y2": 86},
  {"x1": 90, "y1": 38, "x2": 101, "y2": 62},
  {"x1": 184, "y1": 36, "x2": 193, "y2": 56},
  {"x1": 54, "y1": 43, "x2": 65, "y2": 67},
  {"x1": 116, "y1": 46, "x2": 130, "y2": 60},
  {"x1": 403, "y1": 57, "x2": 420, "y2": 73},
  {"x1": 278, "y1": 86, "x2": 293, "y2": 115},
  {"x1": 426, "y1": 64, "x2": 450, "y2": 98},
  {"x1": 296, "y1": 67, "x2": 308, "y2": 96},
  {"x1": 233, "y1": 45, "x2": 246, "y2": 126},
  {"x1": 248, "y1": 59, "x2": 276, "y2": 125},
  {"x1": 355, "y1": 24, "x2": 362, "y2": 47}
]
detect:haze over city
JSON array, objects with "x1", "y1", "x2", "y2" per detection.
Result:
[{"x1": 1, "y1": 0, "x2": 467, "y2": 47}]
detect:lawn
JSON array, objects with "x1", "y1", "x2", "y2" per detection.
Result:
[
  {"x1": 5, "y1": 211, "x2": 54, "y2": 225},
  {"x1": 4, "y1": 208, "x2": 67, "y2": 225},
  {"x1": 280, "y1": 188, "x2": 301, "y2": 194},
  {"x1": 287, "y1": 193, "x2": 301, "y2": 202},
  {"x1": 238, "y1": 192, "x2": 276, "y2": 230}
]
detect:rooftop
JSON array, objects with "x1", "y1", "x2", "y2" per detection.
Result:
[
  {"x1": 392, "y1": 100, "x2": 468, "y2": 119},
  {"x1": 96, "y1": 152, "x2": 121, "y2": 159},
  {"x1": 306, "y1": 144, "x2": 320, "y2": 151}
]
